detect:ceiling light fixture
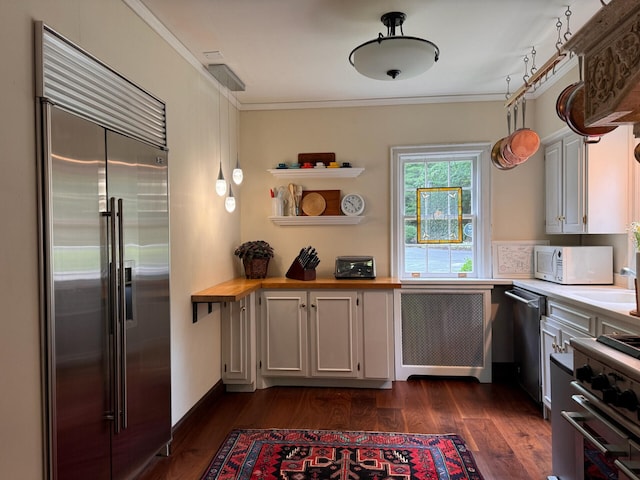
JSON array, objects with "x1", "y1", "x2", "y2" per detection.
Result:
[
  {"x1": 225, "y1": 87, "x2": 237, "y2": 213},
  {"x1": 349, "y1": 11, "x2": 439, "y2": 81},
  {"x1": 232, "y1": 97, "x2": 243, "y2": 185},
  {"x1": 215, "y1": 85, "x2": 227, "y2": 197},
  {"x1": 225, "y1": 183, "x2": 236, "y2": 212}
]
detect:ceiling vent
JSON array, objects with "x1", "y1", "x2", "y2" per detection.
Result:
[{"x1": 207, "y1": 64, "x2": 245, "y2": 91}]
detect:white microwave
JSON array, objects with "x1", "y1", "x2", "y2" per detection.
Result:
[{"x1": 533, "y1": 245, "x2": 613, "y2": 284}]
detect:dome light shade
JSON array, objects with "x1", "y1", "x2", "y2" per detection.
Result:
[{"x1": 349, "y1": 12, "x2": 439, "y2": 81}]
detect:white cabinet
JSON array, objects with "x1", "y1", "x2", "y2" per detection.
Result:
[
  {"x1": 540, "y1": 299, "x2": 596, "y2": 414},
  {"x1": 309, "y1": 291, "x2": 359, "y2": 378},
  {"x1": 259, "y1": 289, "x2": 394, "y2": 384},
  {"x1": 540, "y1": 315, "x2": 587, "y2": 412},
  {"x1": 361, "y1": 290, "x2": 395, "y2": 380},
  {"x1": 260, "y1": 290, "x2": 309, "y2": 377},
  {"x1": 598, "y1": 316, "x2": 640, "y2": 336},
  {"x1": 221, "y1": 292, "x2": 257, "y2": 391},
  {"x1": 544, "y1": 126, "x2": 631, "y2": 234}
]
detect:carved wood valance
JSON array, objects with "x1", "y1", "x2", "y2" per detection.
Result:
[{"x1": 564, "y1": 0, "x2": 640, "y2": 136}]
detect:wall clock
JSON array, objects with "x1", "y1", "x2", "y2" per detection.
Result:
[{"x1": 341, "y1": 193, "x2": 365, "y2": 216}]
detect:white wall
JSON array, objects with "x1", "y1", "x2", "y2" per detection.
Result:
[
  {"x1": 240, "y1": 102, "x2": 548, "y2": 277},
  {"x1": 1, "y1": 1, "x2": 239, "y2": 477}
]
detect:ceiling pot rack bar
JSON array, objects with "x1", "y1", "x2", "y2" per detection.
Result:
[
  {"x1": 504, "y1": 51, "x2": 567, "y2": 108},
  {"x1": 504, "y1": 4, "x2": 577, "y2": 108}
]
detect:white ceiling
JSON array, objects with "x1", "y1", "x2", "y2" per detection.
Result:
[{"x1": 138, "y1": 0, "x2": 603, "y2": 108}]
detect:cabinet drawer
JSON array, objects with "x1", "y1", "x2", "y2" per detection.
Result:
[
  {"x1": 547, "y1": 300, "x2": 595, "y2": 335},
  {"x1": 599, "y1": 317, "x2": 640, "y2": 336}
]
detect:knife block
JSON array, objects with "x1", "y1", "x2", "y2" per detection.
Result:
[{"x1": 286, "y1": 258, "x2": 316, "y2": 281}]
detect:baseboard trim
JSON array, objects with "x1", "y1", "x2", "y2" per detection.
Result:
[{"x1": 171, "y1": 380, "x2": 225, "y2": 448}]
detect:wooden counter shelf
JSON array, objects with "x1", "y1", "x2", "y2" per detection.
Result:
[{"x1": 191, "y1": 276, "x2": 401, "y2": 322}]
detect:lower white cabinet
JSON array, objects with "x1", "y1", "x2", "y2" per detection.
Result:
[
  {"x1": 221, "y1": 292, "x2": 257, "y2": 392},
  {"x1": 258, "y1": 289, "x2": 394, "y2": 386},
  {"x1": 540, "y1": 299, "x2": 598, "y2": 416},
  {"x1": 540, "y1": 315, "x2": 587, "y2": 412}
]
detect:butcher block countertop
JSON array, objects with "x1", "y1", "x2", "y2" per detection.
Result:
[{"x1": 192, "y1": 276, "x2": 401, "y2": 303}]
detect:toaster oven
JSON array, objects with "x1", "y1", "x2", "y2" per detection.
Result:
[{"x1": 334, "y1": 256, "x2": 376, "y2": 279}]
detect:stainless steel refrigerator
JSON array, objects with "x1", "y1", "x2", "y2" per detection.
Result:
[{"x1": 40, "y1": 105, "x2": 171, "y2": 479}]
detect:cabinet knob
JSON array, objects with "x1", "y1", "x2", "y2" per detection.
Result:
[
  {"x1": 300, "y1": 304, "x2": 306, "y2": 308},
  {"x1": 311, "y1": 304, "x2": 316, "y2": 308}
]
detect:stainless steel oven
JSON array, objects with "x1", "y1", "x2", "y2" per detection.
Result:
[{"x1": 562, "y1": 336, "x2": 640, "y2": 480}]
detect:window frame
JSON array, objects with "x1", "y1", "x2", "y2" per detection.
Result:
[{"x1": 390, "y1": 143, "x2": 492, "y2": 280}]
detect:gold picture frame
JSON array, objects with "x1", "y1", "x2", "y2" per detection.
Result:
[{"x1": 416, "y1": 187, "x2": 463, "y2": 244}]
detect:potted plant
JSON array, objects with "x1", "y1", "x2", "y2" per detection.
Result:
[{"x1": 234, "y1": 240, "x2": 274, "y2": 279}]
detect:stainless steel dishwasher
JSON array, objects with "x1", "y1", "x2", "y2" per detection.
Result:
[{"x1": 505, "y1": 287, "x2": 546, "y2": 404}]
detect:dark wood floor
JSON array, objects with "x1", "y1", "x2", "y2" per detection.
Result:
[{"x1": 138, "y1": 377, "x2": 552, "y2": 479}]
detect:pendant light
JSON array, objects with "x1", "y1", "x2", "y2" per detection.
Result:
[
  {"x1": 224, "y1": 87, "x2": 236, "y2": 213},
  {"x1": 225, "y1": 183, "x2": 236, "y2": 212},
  {"x1": 232, "y1": 97, "x2": 243, "y2": 185},
  {"x1": 215, "y1": 84, "x2": 227, "y2": 197},
  {"x1": 349, "y1": 12, "x2": 439, "y2": 81}
]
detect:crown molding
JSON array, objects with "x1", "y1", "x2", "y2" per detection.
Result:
[{"x1": 124, "y1": 0, "x2": 575, "y2": 112}]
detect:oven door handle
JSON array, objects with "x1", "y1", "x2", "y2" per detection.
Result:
[
  {"x1": 561, "y1": 411, "x2": 628, "y2": 456},
  {"x1": 615, "y1": 460, "x2": 640, "y2": 480}
]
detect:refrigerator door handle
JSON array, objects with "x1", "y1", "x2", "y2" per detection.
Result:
[
  {"x1": 117, "y1": 198, "x2": 128, "y2": 430},
  {"x1": 109, "y1": 197, "x2": 122, "y2": 433}
]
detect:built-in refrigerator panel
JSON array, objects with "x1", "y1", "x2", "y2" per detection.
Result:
[
  {"x1": 105, "y1": 131, "x2": 171, "y2": 479},
  {"x1": 43, "y1": 106, "x2": 171, "y2": 480},
  {"x1": 47, "y1": 106, "x2": 111, "y2": 479}
]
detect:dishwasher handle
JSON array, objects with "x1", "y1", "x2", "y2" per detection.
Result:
[{"x1": 505, "y1": 289, "x2": 541, "y2": 307}]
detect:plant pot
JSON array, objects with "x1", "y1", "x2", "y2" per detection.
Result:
[{"x1": 243, "y1": 257, "x2": 270, "y2": 279}]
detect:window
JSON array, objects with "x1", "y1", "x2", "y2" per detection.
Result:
[{"x1": 391, "y1": 144, "x2": 491, "y2": 279}]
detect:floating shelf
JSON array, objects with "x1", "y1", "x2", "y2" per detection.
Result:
[
  {"x1": 267, "y1": 168, "x2": 364, "y2": 179},
  {"x1": 269, "y1": 215, "x2": 364, "y2": 226}
]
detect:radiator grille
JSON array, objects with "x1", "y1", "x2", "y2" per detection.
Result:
[
  {"x1": 36, "y1": 22, "x2": 167, "y2": 148},
  {"x1": 401, "y1": 292, "x2": 485, "y2": 367}
]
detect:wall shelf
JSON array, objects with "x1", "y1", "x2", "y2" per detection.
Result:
[
  {"x1": 267, "y1": 168, "x2": 364, "y2": 179},
  {"x1": 269, "y1": 215, "x2": 364, "y2": 226}
]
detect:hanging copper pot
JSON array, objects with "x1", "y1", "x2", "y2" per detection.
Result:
[
  {"x1": 491, "y1": 138, "x2": 515, "y2": 170},
  {"x1": 503, "y1": 98, "x2": 540, "y2": 164},
  {"x1": 556, "y1": 82, "x2": 580, "y2": 121},
  {"x1": 564, "y1": 82, "x2": 617, "y2": 140}
]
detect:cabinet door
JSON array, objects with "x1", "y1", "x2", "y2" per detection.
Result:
[
  {"x1": 362, "y1": 291, "x2": 393, "y2": 380},
  {"x1": 261, "y1": 291, "x2": 308, "y2": 377},
  {"x1": 309, "y1": 291, "x2": 358, "y2": 378},
  {"x1": 540, "y1": 316, "x2": 561, "y2": 410},
  {"x1": 558, "y1": 322, "x2": 591, "y2": 355},
  {"x1": 545, "y1": 140, "x2": 563, "y2": 234},
  {"x1": 584, "y1": 125, "x2": 631, "y2": 234},
  {"x1": 221, "y1": 294, "x2": 255, "y2": 384},
  {"x1": 561, "y1": 134, "x2": 586, "y2": 233}
]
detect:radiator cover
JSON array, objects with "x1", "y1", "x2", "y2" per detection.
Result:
[{"x1": 395, "y1": 289, "x2": 492, "y2": 383}]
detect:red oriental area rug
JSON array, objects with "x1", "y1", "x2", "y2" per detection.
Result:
[{"x1": 201, "y1": 429, "x2": 484, "y2": 480}]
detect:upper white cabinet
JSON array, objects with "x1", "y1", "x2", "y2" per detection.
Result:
[{"x1": 544, "y1": 126, "x2": 631, "y2": 234}]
